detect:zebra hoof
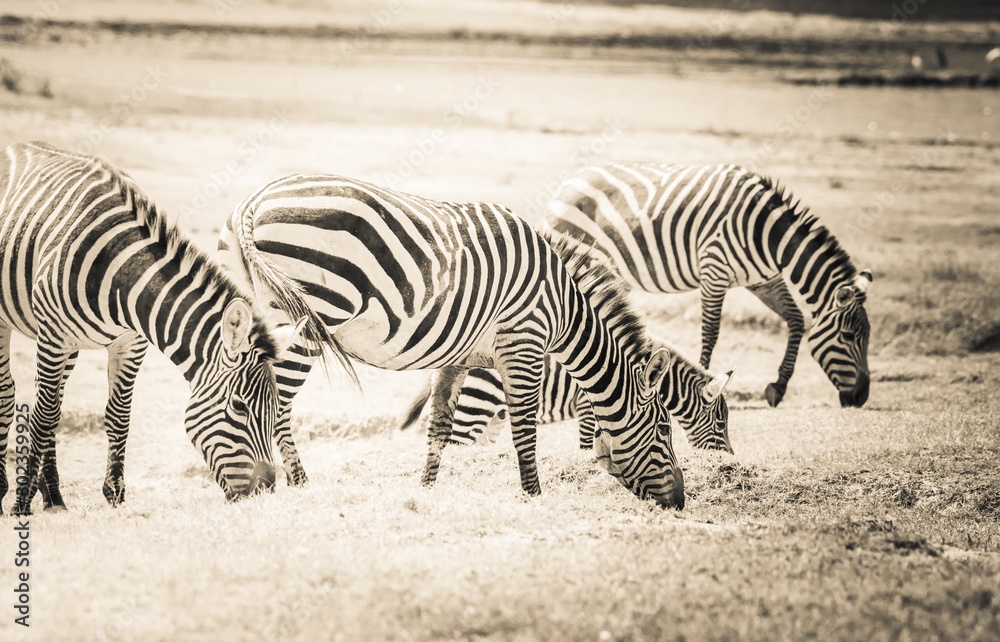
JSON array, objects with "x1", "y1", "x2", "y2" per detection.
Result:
[
  {"x1": 11, "y1": 503, "x2": 32, "y2": 516},
  {"x1": 44, "y1": 503, "x2": 68, "y2": 512},
  {"x1": 103, "y1": 485, "x2": 126, "y2": 506},
  {"x1": 765, "y1": 383, "x2": 785, "y2": 407}
]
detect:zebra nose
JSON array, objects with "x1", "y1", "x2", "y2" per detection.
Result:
[
  {"x1": 839, "y1": 371, "x2": 870, "y2": 408},
  {"x1": 248, "y1": 461, "x2": 277, "y2": 495},
  {"x1": 672, "y1": 467, "x2": 686, "y2": 510}
]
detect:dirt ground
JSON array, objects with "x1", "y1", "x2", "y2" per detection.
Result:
[{"x1": 0, "y1": 2, "x2": 998, "y2": 640}]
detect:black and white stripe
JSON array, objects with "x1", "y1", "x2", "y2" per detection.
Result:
[
  {"x1": 401, "y1": 339, "x2": 733, "y2": 453},
  {"x1": 0, "y1": 141, "x2": 294, "y2": 515},
  {"x1": 219, "y1": 173, "x2": 686, "y2": 508},
  {"x1": 543, "y1": 162, "x2": 872, "y2": 408}
]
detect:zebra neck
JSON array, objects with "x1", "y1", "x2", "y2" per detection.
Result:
[
  {"x1": 112, "y1": 244, "x2": 227, "y2": 384},
  {"x1": 550, "y1": 292, "x2": 635, "y2": 423},
  {"x1": 766, "y1": 209, "x2": 855, "y2": 321}
]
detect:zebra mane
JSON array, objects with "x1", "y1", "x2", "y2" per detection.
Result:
[
  {"x1": 99, "y1": 159, "x2": 278, "y2": 360},
  {"x1": 542, "y1": 231, "x2": 653, "y2": 363},
  {"x1": 754, "y1": 172, "x2": 858, "y2": 280},
  {"x1": 650, "y1": 335, "x2": 711, "y2": 381}
]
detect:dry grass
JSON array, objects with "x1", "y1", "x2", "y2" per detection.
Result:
[{"x1": 2, "y1": 351, "x2": 999, "y2": 642}]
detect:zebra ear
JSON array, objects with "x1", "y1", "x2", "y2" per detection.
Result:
[
  {"x1": 642, "y1": 348, "x2": 672, "y2": 392},
  {"x1": 856, "y1": 269, "x2": 873, "y2": 293},
  {"x1": 271, "y1": 317, "x2": 307, "y2": 357},
  {"x1": 702, "y1": 369, "x2": 733, "y2": 403},
  {"x1": 221, "y1": 299, "x2": 254, "y2": 355}
]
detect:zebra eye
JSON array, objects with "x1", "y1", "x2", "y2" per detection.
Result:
[
  {"x1": 841, "y1": 330, "x2": 856, "y2": 342},
  {"x1": 231, "y1": 398, "x2": 249, "y2": 415}
]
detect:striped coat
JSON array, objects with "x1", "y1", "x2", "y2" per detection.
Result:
[{"x1": 219, "y1": 174, "x2": 686, "y2": 507}]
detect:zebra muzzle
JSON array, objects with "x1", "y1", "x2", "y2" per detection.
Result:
[
  {"x1": 247, "y1": 460, "x2": 277, "y2": 495},
  {"x1": 839, "y1": 371, "x2": 870, "y2": 408}
]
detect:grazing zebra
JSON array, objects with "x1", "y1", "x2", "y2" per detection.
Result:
[
  {"x1": 218, "y1": 173, "x2": 686, "y2": 508},
  {"x1": 543, "y1": 162, "x2": 872, "y2": 408},
  {"x1": 0, "y1": 141, "x2": 299, "y2": 515},
  {"x1": 400, "y1": 340, "x2": 734, "y2": 453}
]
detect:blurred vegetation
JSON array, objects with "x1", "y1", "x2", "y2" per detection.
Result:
[{"x1": 563, "y1": 0, "x2": 1000, "y2": 21}]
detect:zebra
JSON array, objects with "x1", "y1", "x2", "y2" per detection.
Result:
[
  {"x1": 0, "y1": 141, "x2": 301, "y2": 515},
  {"x1": 542, "y1": 162, "x2": 873, "y2": 408},
  {"x1": 218, "y1": 173, "x2": 686, "y2": 508},
  {"x1": 400, "y1": 339, "x2": 733, "y2": 453}
]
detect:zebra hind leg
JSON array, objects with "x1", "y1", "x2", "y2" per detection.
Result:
[
  {"x1": 421, "y1": 366, "x2": 468, "y2": 488},
  {"x1": 102, "y1": 333, "x2": 148, "y2": 506},
  {"x1": 13, "y1": 337, "x2": 74, "y2": 514},
  {"x1": 0, "y1": 327, "x2": 14, "y2": 515}
]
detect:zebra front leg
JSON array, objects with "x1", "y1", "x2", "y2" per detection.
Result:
[
  {"x1": 421, "y1": 366, "x2": 468, "y2": 487},
  {"x1": 102, "y1": 333, "x2": 148, "y2": 505},
  {"x1": 497, "y1": 357, "x2": 544, "y2": 496},
  {"x1": 0, "y1": 327, "x2": 14, "y2": 515},
  {"x1": 13, "y1": 338, "x2": 74, "y2": 514},
  {"x1": 271, "y1": 344, "x2": 320, "y2": 487},
  {"x1": 574, "y1": 390, "x2": 596, "y2": 450},
  {"x1": 747, "y1": 277, "x2": 805, "y2": 407},
  {"x1": 275, "y1": 405, "x2": 308, "y2": 486},
  {"x1": 698, "y1": 276, "x2": 730, "y2": 370}
]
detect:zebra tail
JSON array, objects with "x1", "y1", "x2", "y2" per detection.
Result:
[
  {"x1": 234, "y1": 207, "x2": 361, "y2": 390},
  {"x1": 399, "y1": 379, "x2": 432, "y2": 430}
]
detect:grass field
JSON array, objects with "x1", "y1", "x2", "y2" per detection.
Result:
[{"x1": 0, "y1": 2, "x2": 999, "y2": 640}]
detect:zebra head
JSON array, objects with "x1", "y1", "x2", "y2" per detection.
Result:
[
  {"x1": 671, "y1": 369, "x2": 733, "y2": 453},
  {"x1": 593, "y1": 348, "x2": 686, "y2": 510},
  {"x1": 185, "y1": 299, "x2": 303, "y2": 501},
  {"x1": 807, "y1": 269, "x2": 873, "y2": 408}
]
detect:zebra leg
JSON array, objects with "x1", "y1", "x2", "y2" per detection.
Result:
[
  {"x1": 275, "y1": 405, "x2": 308, "y2": 486},
  {"x1": 102, "y1": 333, "x2": 148, "y2": 505},
  {"x1": 746, "y1": 277, "x2": 805, "y2": 407},
  {"x1": 574, "y1": 390, "x2": 596, "y2": 450},
  {"x1": 0, "y1": 326, "x2": 14, "y2": 515},
  {"x1": 421, "y1": 366, "x2": 468, "y2": 487},
  {"x1": 271, "y1": 344, "x2": 321, "y2": 487},
  {"x1": 497, "y1": 357, "x2": 544, "y2": 496},
  {"x1": 698, "y1": 276, "x2": 731, "y2": 370},
  {"x1": 13, "y1": 337, "x2": 74, "y2": 514}
]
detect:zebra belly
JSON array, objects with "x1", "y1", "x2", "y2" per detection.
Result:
[
  {"x1": 332, "y1": 293, "x2": 502, "y2": 371},
  {"x1": 0, "y1": 283, "x2": 119, "y2": 351}
]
